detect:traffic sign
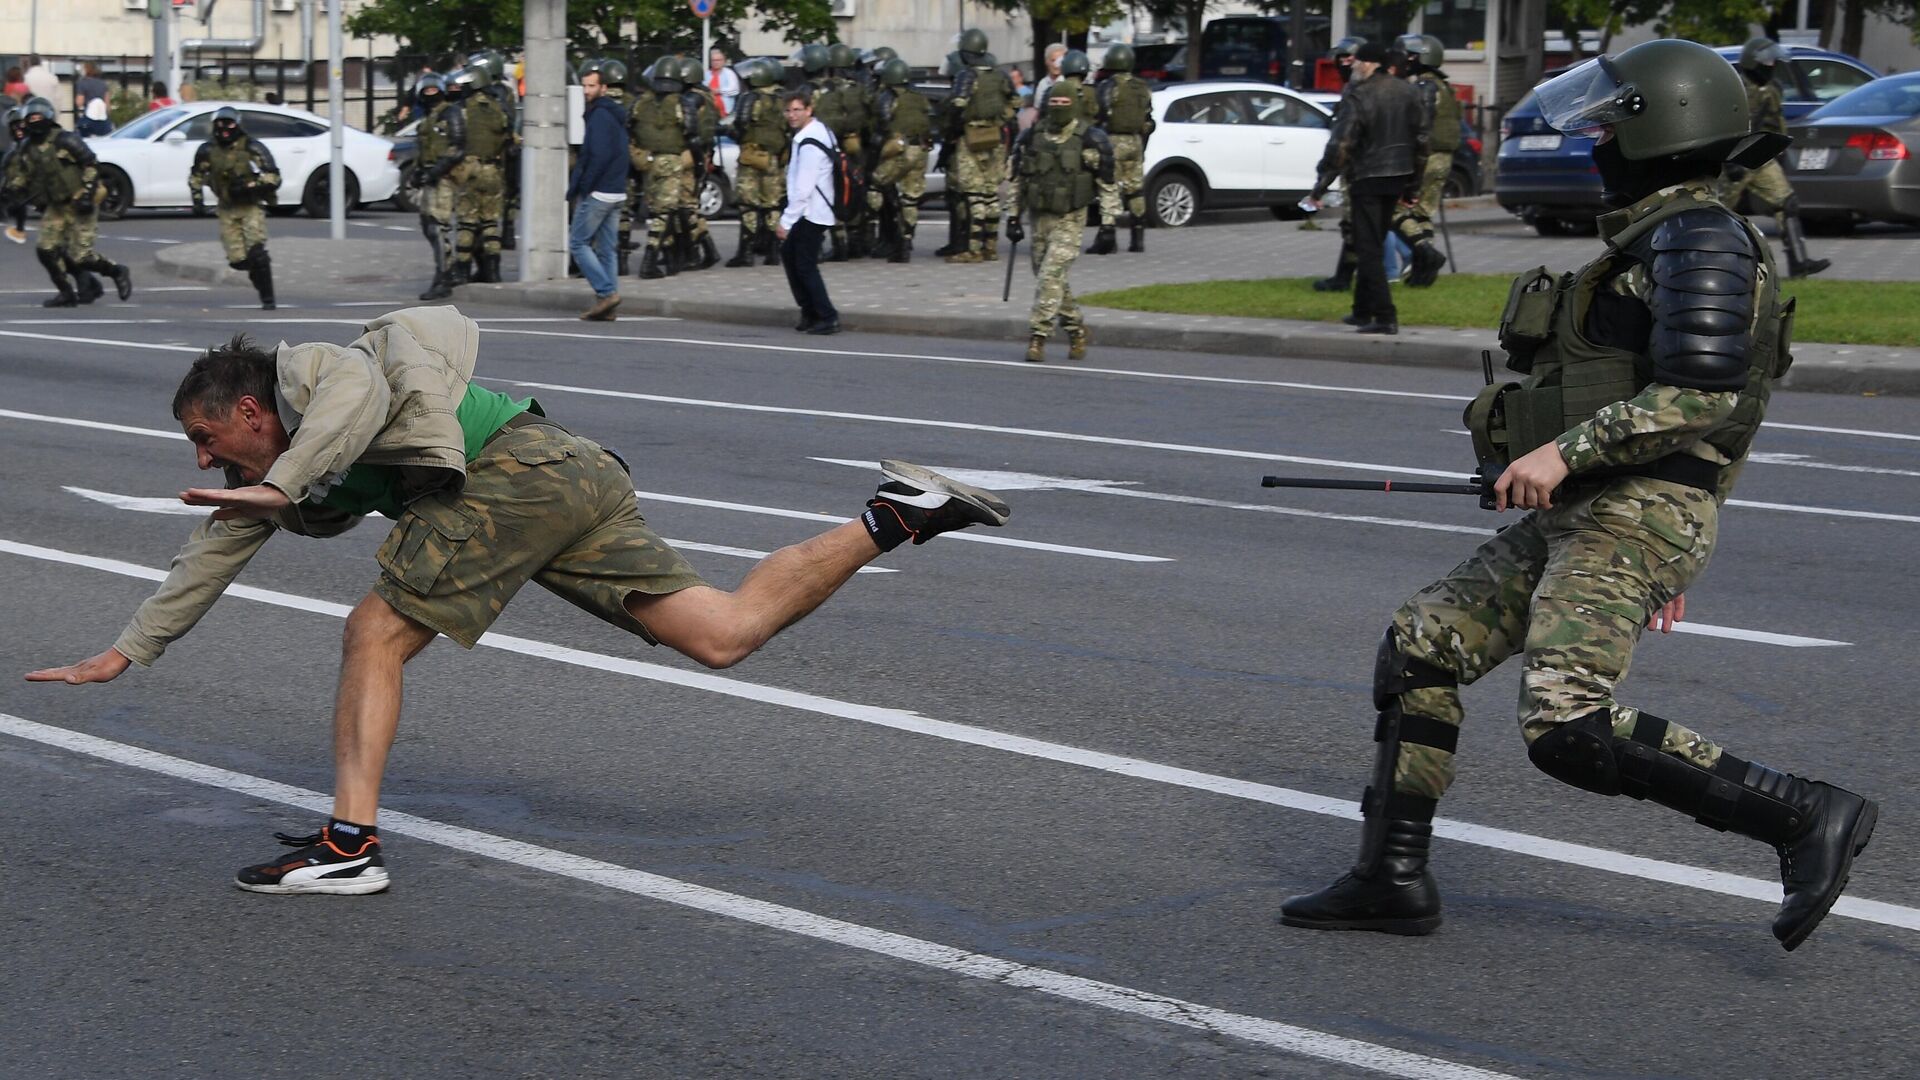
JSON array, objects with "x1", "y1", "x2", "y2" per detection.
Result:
[{"x1": 688, "y1": 0, "x2": 715, "y2": 17}]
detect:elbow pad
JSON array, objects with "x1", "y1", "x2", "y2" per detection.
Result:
[{"x1": 1646, "y1": 209, "x2": 1756, "y2": 392}]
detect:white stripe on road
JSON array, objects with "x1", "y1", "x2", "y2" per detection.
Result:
[
  {"x1": 0, "y1": 536, "x2": 1902, "y2": 932},
  {"x1": 0, "y1": 711, "x2": 1518, "y2": 1080},
  {"x1": 0, "y1": 329, "x2": 200, "y2": 353},
  {"x1": 1745, "y1": 452, "x2": 1920, "y2": 479},
  {"x1": 0, "y1": 408, "x2": 188, "y2": 440},
  {"x1": 1769, "y1": 421, "x2": 1920, "y2": 442},
  {"x1": 58, "y1": 487, "x2": 897, "y2": 574}
]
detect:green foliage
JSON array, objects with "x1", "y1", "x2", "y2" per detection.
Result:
[
  {"x1": 189, "y1": 78, "x2": 260, "y2": 104},
  {"x1": 107, "y1": 87, "x2": 149, "y2": 128},
  {"x1": 1025, "y1": 0, "x2": 1127, "y2": 34},
  {"x1": 1653, "y1": 0, "x2": 1775, "y2": 42},
  {"x1": 346, "y1": 0, "x2": 836, "y2": 57}
]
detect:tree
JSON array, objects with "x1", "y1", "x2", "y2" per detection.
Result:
[
  {"x1": 346, "y1": 0, "x2": 836, "y2": 60},
  {"x1": 1136, "y1": 0, "x2": 1210, "y2": 80}
]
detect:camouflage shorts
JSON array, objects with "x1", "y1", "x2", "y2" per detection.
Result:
[
  {"x1": 217, "y1": 203, "x2": 268, "y2": 265},
  {"x1": 372, "y1": 422, "x2": 709, "y2": 649}
]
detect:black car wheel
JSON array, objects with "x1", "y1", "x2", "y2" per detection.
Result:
[
  {"x1": 302, "y1": 169, "x2": 360, "y2": 218},
  {"x1": 699, "y1": 173, "x2": 730, "y2": 220},
  {"x1": 97, "y1": 166, "x2": 132, "y2": 221},
  {"x1": 1444, "y1": 167, "x2": 1474, "y2": 199},
  {"x1": 1146, "y1": 170, "x2": 1200, "y2": 228}
]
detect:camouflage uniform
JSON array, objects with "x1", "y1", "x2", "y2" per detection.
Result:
[
  {"x1": 1719, "y1": 78, "x2": 1794, "y2": 227},
  {"x1": 8, "y1": 125, "x2": 129, "y2": 305},
  {"x1": 945, "y1": 59, "x2": 1016, "y2": 262},
  {"x1": 416, "y1": 99, "x2": 460, "y2": 286},
  {"x1": 189, "y1": 128, "x2": 281, "y2": 307},
  {"x1": 1393, "y1": 69, "x2": 1459, "y2": 250},
  {"x1": 452, "y1": 93, "x2": 514, "y2": 278},
  {"x1": 1010, "y1": 118, "x2": 1113, "y2": 357},
  {"x1": 730, "y1": 83, "x2": 788, "y2": 265},
  {"x1": 1093, "y1": 71, "x2": 1155, "y2": 232},
  {"x1": 867, "y1": 75, "x2": 930, "y2": 261}
]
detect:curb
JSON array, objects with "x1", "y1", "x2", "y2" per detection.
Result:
[{"x1": 153, "y1": 246, "x2": 251, "y2": 287}]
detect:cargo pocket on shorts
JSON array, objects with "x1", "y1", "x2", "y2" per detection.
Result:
[{"x1": 377, "y1": 498, "x2": 481, "y2": 596}]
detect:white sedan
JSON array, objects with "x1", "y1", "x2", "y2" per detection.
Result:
[
  {"x1": 89, "y1": 101, "x2": 401, "y2": 219},
  {"x1": 1142, "y1": 81, "x2": 1333, "y2": 227}
]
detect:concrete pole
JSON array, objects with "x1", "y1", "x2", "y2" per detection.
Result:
[
  {"x1": 154, "y1": 10, "x2": 171, "y2": 102},
  {"x1": 170, "y1": 3, "x2": 185, "y2": 107},
  {"x1": 521, "y1": 0, "x2": 568, "y2": 280},
  {"x1": 327, "y1": 0, "x2": 345, "y2": 238}
]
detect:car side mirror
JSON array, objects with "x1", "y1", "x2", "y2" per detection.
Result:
[{"x1": 163, "y1": 130, "x2": 187, "y2": 144}]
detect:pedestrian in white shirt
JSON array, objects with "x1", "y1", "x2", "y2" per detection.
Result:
[
  {"x1": 778, "y1": 88, "x2": 840, "y2": 335},
  {"x1": 706, "y1": 47, "x2": 742, "y2": 118}
]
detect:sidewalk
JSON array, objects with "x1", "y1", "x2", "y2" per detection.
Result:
[{"x1": 154, "y1": 232, "x2": 1920, "y2": 397}]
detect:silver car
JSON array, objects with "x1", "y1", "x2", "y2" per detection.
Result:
[{"x1": 1786, "y1": 71, "x2": 1920, "y2": 228}]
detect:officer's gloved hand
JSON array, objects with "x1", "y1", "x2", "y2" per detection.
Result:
[
  {"x1": 72, "y1": 194, "x2": 95, "y2": 215},
  {"x1": 191, "y1": 194, "x2": 205, "y2": 214},
  {"x1": 1005, "y1": 217, "x2": 1025, "y2": 244}
]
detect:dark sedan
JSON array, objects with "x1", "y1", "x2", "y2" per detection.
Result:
[{"x1": 1786, "y1": 71, "x2": 1920, "y2": 228}]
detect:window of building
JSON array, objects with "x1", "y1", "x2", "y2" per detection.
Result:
[{"x1": 1422, "y1": 0, "x2": 1487, "y2": 49}]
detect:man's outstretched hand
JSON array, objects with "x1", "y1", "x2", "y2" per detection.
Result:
[
  {"x1": 181, "y1": 483, "x2": 290, "y2": 521},
  {"x1": 26, "y1": 648, "x2": 131, "y2": 684}
]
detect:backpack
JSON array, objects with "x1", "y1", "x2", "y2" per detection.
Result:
[{"x1": 799, "y1": 135, "x2": 864, "y2": 224}]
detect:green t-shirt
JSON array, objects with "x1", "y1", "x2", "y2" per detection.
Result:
[{"x1": 308, "y1": 383, "x2": 535, "y2": 518}]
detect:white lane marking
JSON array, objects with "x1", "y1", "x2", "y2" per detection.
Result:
[
  {"x1": 1725, "y1": 498, "x2": 1920, "y2": 525},
  {"x1": 475, "y1": 316, "x2": 680, "y2": 323},
  {"x1": 631, "y1": 490, "x2": 1171, "y2": 563},
  {"x1": 0, "y1": 329, "x2": 199, "y2": 353},
  {"x1": 58, "y1": 487, "x2": 898, "y2": 574},
  {"x1": 0, "y1": 408, "x2": 1164, "y2": 563},
  {"x1": 1, "y1": 536, "x2": 1901, "y2": 931},
  {"x1": 1746, "y1": 452, "x2": 1920, "y2": 479},
  {"x1": 810, "y1": 461, "x2": 1849, "y2": 648},
  {"x1": 1769, "y1": 421, "x2": 1920, "y2": 443},
  {"x1": 0, "y1": 712, "x2": 1518, "y2": 1080},
  {"x1": 0, "y1": 319, "x2": 182, "y2": 326}
]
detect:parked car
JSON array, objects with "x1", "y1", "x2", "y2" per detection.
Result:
[
  {"x1": 1496, "y1": 44, "x2": 1878, "y2": 234},
  {"x1": 1141, "y1": 80, "x2": 1333, "y2": 226},
  {"x1": 1197, "y1": 15, "x2": 1329, "y2": 84},
  {"x1": 88, "y1": 101, "x2": 401, "y2": 219},
  {"x1": 1135, "y1": 44, "x2": 1188, "y2": 86},
  {"x1": 1786, "y1": 70, "x2": 1920, "y2": 228}
]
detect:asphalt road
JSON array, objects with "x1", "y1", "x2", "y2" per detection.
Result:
[{"x1": 3, "y1": 222, "x2": 1919, "y2": 1080}]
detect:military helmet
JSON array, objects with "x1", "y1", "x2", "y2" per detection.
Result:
[
  {"x1": 797, "y1": 43, "x2": 831, "y2": 75},
  {"x1": 650, "y1": 57, "x2": 686, "y2": 92},
  {"x1": 958, "y1": 27, "x2": 989, "y2": 58},
  {"x1": 20, "y1": 96, "x2": 55, "y2": 138},
  {"x1": 415, "y1": 72, "x2": 447, "y2": 107},
  {"x1": 211, "y1": 105, "x2": 243, "y2": 143},
  {"x1": 1331, "y1": 36, "x2": 1366, "y2": 60},
  {"x1": 675, "y1": 56, "x2": 703, "y2": 85},
  {"x1": 865, "y1": 46, "x2": 898, "y2": 70},
  {"x1": 828, "y1": 43, "x2": 859, "y2": 70},
  {"x1": 5, "y1": 106, "x2": 25, "y2": 135},
  {"x1": 1534, "y1": 38, "x2": 1751, "y2": 161},
  {"x1": 1739, "y1": 37, "x2": 1786, "y2": 74},
  {"x1": 1101, "y1": 44, "x2": 1136, "y2": 73},
  {"x1": 599, "y1": 58, "x2": 628, "y2": 88},
  {"x1": 1396, "y1": 33, "x2": 1443, "y2": 70},
  {"x1": 878, "y1": 58, "x2": 911, "y2": 87},
  {"x1": 1060, "y1": 49, "x2": 1091, "y2": 78},
  {"x1": 745, "y1": 58, "x2": 779, "y2": 88},
  {"x1": 467, "y1": 49, "x2": 508, "y2": 80}
]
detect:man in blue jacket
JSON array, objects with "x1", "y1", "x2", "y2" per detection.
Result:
[{"x1": 568, "y1": 64, "x2": 630, "y2": 320}]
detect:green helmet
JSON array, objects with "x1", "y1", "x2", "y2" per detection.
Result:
[
  {"x1": 599, "y1": 58, "x2": 628, "y2": 88},
  {"x1": 828, "y1": 43, "x2": 859, "y2": 71},
  {"x1": 1060, "y1": 49, "x2": 1091, "y2": 78},
  {"x1": 1100, "y1": 44, "x2": 1135, "y2": 73},
  {"x1": 467, "y1": 49, "x2": 508, "y2": 80},
  {"x1": 1395, "y1": 33, "x2": 1444, "y2": 71},
  {"x1": 648, "y1": 57, "x2": 685, "y2": 92},
  {"x1": 958, "y1": 27, "x2": 989, "y2": 58},
  {"x1": 865, "y1": 46, "x2": 898, "y2": 70},
  {"x1": 797, "y1": 43, "x2": 831, "y2": 75},
  {"x1": 878, "y1": 58, "x2": 910, "y2": 87},
  {"x1": 676, "y1": 56, "x2": 703, "y2": 85},
  {"x1": 745, "y1": 58, "x2": 779, "y2": 88},
  {"x1": 1738, "y1": 37, "x2": 1786, "y2": 74},
  {"x1": 448, "y1": 65, "x2": 491, "y2": 94},
  {"x1": 1534, "y1": 38, "x2": 1750, "y2": 162},
  {"x1": 1331, "y1": 36, "x2": 1366, "y2": 60}
]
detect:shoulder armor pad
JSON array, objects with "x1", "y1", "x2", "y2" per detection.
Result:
[{"x1": 1647, "y1": 207, "x2": 1757, "y2": 392}]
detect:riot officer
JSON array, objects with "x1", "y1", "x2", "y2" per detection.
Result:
[
  {"x1": 727, "y1": 58, "x2": 788, "y2": 268},
  {"x1": 1390, "y1": 33, "x2": 1453, "y2": 287},
  {"x1": 1308, "y1": 36, "x2": 1366, "y2": 293},
  {"x1": 189, "y1": 107, "x2": 281, "y2": 309},
  {"x1": 1278, "y1": 40, "x2": 1875, "y2": 952},
  {"x1": 815, "y1": 43, "x2": 873, "y2": 260},
  {"x1": 2, "y1": 105, "x2": 29, "y2": 245},
  {"x1": 6, "y1": 98, "x2": 131, "y2": 307},
  {"x1": 944, "y1": 29, "x2": 1017, "y2": 263},
  {"x1": 413, "y1": 74, "x2": 457, "y2": 299},
  {"x1": 629, "y1": 57, "x2": 701, "y2": 278},
  {"x1": 868, "y1": 58, "x2": 932, "y2": 263},
  {"x1": 1089, "y1": 45, "x2": 1155, "y2": 255},
  {"x1": 673, "y1": 55, "x2": 723, "y2": 272},
  {"x1": 467, "y1": 48, "x2": 521, "y2": 252},
  {"x1": 1007, "y1": 88, "x2": 1113, "y2": 363},
  {"x1": 1724, "y1": 38, "x2": 1830, "y2": 278},
  {"x1": 437, "y1": 65, "x2": 514, "y2": 283}
]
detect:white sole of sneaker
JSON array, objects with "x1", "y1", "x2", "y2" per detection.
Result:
[
  {"x1": 235, "y1": 869, "x2": 391, "y2": 896},
  {"x1": 878, "y1": 460, "x2": 1011, "y2": 525}
]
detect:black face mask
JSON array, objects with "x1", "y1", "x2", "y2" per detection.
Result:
[
  {"x1": 214, "y1": 123, "x2": 240, "y2": 145},
  {"x1": 1593, "y1": 138, "x2": 1720, "y2": 208},
  {"x1": 24, "y1": 118, "x2": 52, "y2": 141}
]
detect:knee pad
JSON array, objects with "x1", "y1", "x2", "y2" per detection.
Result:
[
  {"x1": 1526, "y1": 710, "x2": 1623, "y2": 796},
  {"x1": 1372, "y1": 628, "x2": 1455, "y2": 711},
  {"x1": 247, "y1": 243, "x2": 269, "y2": 266},
  {"x1": 36, "y1": 246, "x2": 64, "y2": 272}
]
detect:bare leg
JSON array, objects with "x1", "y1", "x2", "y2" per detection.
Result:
[
  {"x1": 626, "y1": 520, "x2": 879, "y2": 670},
  {"x1": 331, "y1": 591, "x2": 439, "y2": 824}
]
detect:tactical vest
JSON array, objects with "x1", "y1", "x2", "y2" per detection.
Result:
[
  {"x1": 1101, "y1": 75, "x2": 1152, "y2": 135},
  {"x1": 681, "y1": 90, "x2": 718, "y2": 144},
  {"x1": 1421, "y1": 74, "x2": 1461, "y2": 154},
  {"x1": 815, "y1": 79, "x2": 869, "y2": 139},
  {"x1": 418, "y1": 103, "x2": 452, "y2": 165},
  {"x1": 463, "y1": 96, "x2": 511, "y2": 160},
  {"x1": 205, "y1": 139, "x2": 271, "y2": 203},
  {"x1": 739, "y1": 90, "x2": 786, "y2": 150},
  {"x1": 631, "y1": 94, "x2": 687, "y2": 155},
  {"x1": 1468, "y1": 191, "x2": 1793, "y2": 480},
  {"x1": 883, "y1": 88, "x2": 931, "y2": 142},
  {"x1": 962, "y1": 65, "x2": 1012, "y2": 124},
  {"x1": 1022, "y1": 127, "x2": 1094, "y2": 214},
  {"x1": 1748, "y1": 80, "x2": 1786, "y2": 137},
  {"x1": 22, "y1": 137, "x2": 85, "y2": 206}
]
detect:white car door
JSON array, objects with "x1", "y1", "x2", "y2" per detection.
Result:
[
  {"x1": 242, "y1": 110, "x2": 323, "y2": 205},
  {"x1": 1161, "y1": 90, "x2": 1266, "y2": 193},
  {"x1": 1244, "y1": 88, "x2": 1330, "y2": 194},
  {"x1": 148, "y1": 111, "x2": 214, "y2": 205}
]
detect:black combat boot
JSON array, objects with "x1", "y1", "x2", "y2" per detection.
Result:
[
  {"x1": 472, "y1": 253, "x2": 501, "y2": 284},
  {"x1": 82, "y1": 255, "x2": 133, "y2": 301},
  {"x1": 934, "y1": 201, "x2": 966, "y2": 258},
  {"x1": 694, "y1": 228, "x2": 722, "y2": 271},
  {"x1": 1085, "y1": 225, "x2": 1117, "y2": 255},
  {"x1": 1280, "y1": 792, "x2": 1443, "y2": 935},
  {"x1": 726, "y1": 222, "x2": 755, "y2": 267},
  {"x1": 448, "y1": 257, "x2": 471, "y2": 286},
  {"x1": 74, "y1": 268, "x2": 105, "y2": 304},
  {"x1": 246, "y1": 245, "x2": 276, "y2": 310},
  {"x1": 639, "y1": 244, "x2": 667, "y2": 280},
  {"x1": 617, "y1": 229, "x2": 634, "y2": 277},
  {"x1": 1127, "y1": 221, "x2": 1145, "y2": 253},
  {"x1": 1314, "y1": 240, "x2": 1355, "y2": 292},
  {"x1": 1407, "y1": 240, "x2": 1447, "y2": 287},
  {"x1": 38, "y1": 248, "x2": 77, "y2": 307},
  {"x1": 889, "y1": 226, "x2": 912, "y2": 264},
  {"x1": 1782, "y1": 213, "x2": 1831, "y2": 279},
  {"x1": 827, "y1": 225, "x2": 850, "y2": 262},
  {"x1": 761, "y1": 224, "x2": 782, "y2": 267}
]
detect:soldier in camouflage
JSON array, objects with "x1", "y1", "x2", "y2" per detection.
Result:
[
  {"x1": 629, "y1": 58, "x2": 697, "y2": 279},
  {"x1": 868, "y1": 58, "x2": 931, "y2": 263},
  {"x1": 945, "y1": 29, "x2": 1017, "y2": 264},
  {"x1": 467, "y1": 49, "x2": 520, "y2": 253},
  {"x1": 1722, "y1": 38, "x2": 1830, "y2": 279},
  {"x1": 2, "y1": 102, "x2": 101, "y2": 298},
  {"x1": 27, "y1": 307, "x2": 1013, "y2": 897},
  {"x1": 190, "y1": 107, "x2": 281, "y2": 310},
  {"x1": 442, "y1": 65, "x2": 515, "y2": 284},
  {"x1": 412, "y1": 75, "x2": 458, "y2": 300},
  {"x1": 673, "y1": 55, "x2": 723, "y2": 272},
  {"x1": 1389, "y1": 34, "x2": 1453, "y2": 287},
  {"x1": 727, "y1": 58, "x2": 789, "y2": 268},
  {"x1": 1280, "y1": 40, "x2": 1876, "y2": 953},
  {"x1": 1008, "y1": 89, "x2": 1113, "y2": 363},
  {"x1": 1090, "y1": 45, "x2": 1156, "y2": 254},
  {"x1": 5, "y1": 98, "x2": 132, "y2": 307}
]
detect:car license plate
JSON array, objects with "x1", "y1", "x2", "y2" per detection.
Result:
[
  {"x1": 1221, "y1": 65, "x2": 1247, "y2": 74},
  {"x1": 1517, "y1": 134, "x2": 1562, "y2": 151},
  {"x1": 1798, "y1": 146, "x2": 1831, "y2": 170}
]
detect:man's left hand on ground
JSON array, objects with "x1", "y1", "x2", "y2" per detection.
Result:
[
  {"x1": 181, "y1": 483, "x2": 291, "y2": 520},
  {"x1": 1493, "y1": 441, "x2": 1570, "y2": 511}
]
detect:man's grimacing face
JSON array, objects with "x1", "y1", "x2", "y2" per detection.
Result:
[{"x1": 180, "y1": 397, "x2": 290, "y2": 486}]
